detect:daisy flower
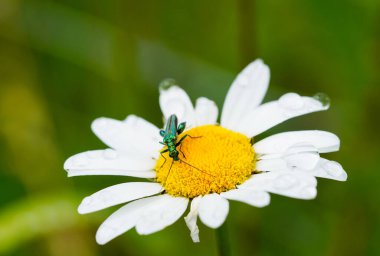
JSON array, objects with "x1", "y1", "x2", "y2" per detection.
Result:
[{"x1": 64, "y1": 59, "x2": 347, "y2": 244}]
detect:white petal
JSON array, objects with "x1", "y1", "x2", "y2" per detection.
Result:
[
  {"x1": 78, "y1": 182, "x2": 163, "y2": 214},
  {"x1": 91, "y1": 117, "x2": 161, "y2": 156},
  {"x1": 283, "y1": 144, "x2": 320, "y2": 170},
  {"x1": 96, "y1": 195, "x2": 187, "y2": 244},
  {"x1": 159, "y1": 85, "x2": 196, "y2": 128},
  {"x1": 257, "y1": 143, "x2": 320, "y2": 171},
  {"x1": 284, "y1": 153, "x2": 320, "y2": 170},
  {"x1": 221, "y1": 189, "x2": 270, "y2": 208},
  {"x1": 96, "y1": 196, "x2": 161, "y2": 245},
  {"x1": 257, "y1": 157, "x2": 347, "y2": 182},
  {"x1": 64, "y1": 149, "x2": 156, "y2": 178},
  {"x1": 195, "y1": 97, "x2": 218, "y2": 126},
  {"x1": 239, "y1": 171, "x2": 317, "y2": 200},
  {"x1": 221, "y1": 59, "x2": 270, "y2": 130},
  {"x1": 238, "y1": 94, "x2": 329, "y2": 137},
  {"x1": 124, "y1": 115, "x2": 161, "y2": 141},
  {"x1": 184, "y1": 196, "x2": 202, "y2": 243},
  {"x1": 254, "y1": 131, "x2": 340, "y2": 155},
  {"x1": 67, "y1": 169, "x2": 155, "y2": 178},
  {"x1": 256, "y1": 143, "x2": 319, "y2": 171},
  {"x1": 256, "y1": 158, "x2": 287, "y2": 171},
  {"x1": 198, "y1": 194, "x2": 229, "y2": 228},
  {"x1": 257, "y1": 155, "x2": 315, "y2": 172},
  {"x1": 135, "y1": 195, "x2": 188, "y2": 235},
  {"x1": 297, "y1": 158, "x2": 347, "y2": 181}
]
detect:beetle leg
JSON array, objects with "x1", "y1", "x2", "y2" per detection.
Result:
[
  {"x1": 163, "y1": 159, "x2": 174, "y2": 187},
  {"x1": 179, "y1": 143, "x2": 186, "y2": 159},
  {"x1": 159, "y1": 149, "x2": 168, "y2": 169},
  {"x1": 176, "y1": 134, "x2": 188, "y2": 146}
]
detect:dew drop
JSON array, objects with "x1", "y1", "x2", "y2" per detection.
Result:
[
  {"x1": 159, "y1": 78, "x2": 177, "y2": 91},
  {"x1": 279, "y1": 93, "x2": 304, "y2": 110},
  {"x1": 284, "y1": 143, "x2": 320, "y2": 170},
  {"x1": 313, "y1": 93, "x2": 330, "y2": 107},
  {"x1": 104, "y1": 149, "x2": 118, "y2": 159},
  {"x1": 285, "y1": 152, "x2": 320, "y2": 171}
]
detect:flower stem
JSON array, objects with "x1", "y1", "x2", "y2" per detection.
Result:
[{"x1": 216, "y1": 223, "x2": 231, "y2": 256}]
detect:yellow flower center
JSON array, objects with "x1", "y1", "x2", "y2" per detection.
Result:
[{"x1": 155, "y1": 125, "x2": 256, "y2": 198}]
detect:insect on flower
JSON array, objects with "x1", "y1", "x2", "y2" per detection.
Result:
[
  {"x1": 158, "y1": 114, "x2": 212, "y2": 186},
  {"x1": 64, "y1": 59, "x2": 347, "y2": 244},
  {"x1": 159, "y1": 114, "x2": 187, "y2": 162}
]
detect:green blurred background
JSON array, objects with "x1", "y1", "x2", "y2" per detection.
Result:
[{"x1": 0, "y1": 0, "x2": 379, "y2": 255}]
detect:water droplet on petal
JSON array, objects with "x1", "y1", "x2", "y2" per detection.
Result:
[
  {"x1": 279, "y1": 93, "x2": 304, "y2": 110},
  {"x1": 313, "y1": 93, "x2": 330, "y2": 107},
  {"x1": 285, "y1": 152, "x2": 320, "y2": 171},
  {"x1": 284, "y1": 143, "x2": 320, "y2": 170},
  {"x1": 323, "y1": 161, "x2": 343, "y2": 177},
  {"x1": 104, "y1": 149, "x2": 118, "y2": 159},
  {"x1": 159, "y1": 78, "x2": 177, "y2": 91},
  {"x1": 273, "y1": 174, "x2": 298, "y2": 190}
]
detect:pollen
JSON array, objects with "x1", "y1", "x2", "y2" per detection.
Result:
[{"x1": 155, "y1": 125, "x2": 256, "y2": 198}]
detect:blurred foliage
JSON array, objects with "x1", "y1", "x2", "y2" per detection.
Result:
[{"x1": 0, "y1": 0, "x2": 379, "y2": 255}]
